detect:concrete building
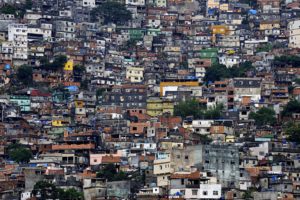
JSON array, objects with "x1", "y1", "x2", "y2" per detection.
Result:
[
  {"x1": 203, "y1": 144, "x2": 240, "y2": 188},
  {"x1": 288, "y1": 19, "x2": 300, "y2": 48}
]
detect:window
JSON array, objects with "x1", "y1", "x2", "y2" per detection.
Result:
[
  {"x1": 213, "y1": 191, "x2": 218, "y2": 195},
  {"x1": 133, "y1": 127, "x2": 137, "y2": 131},
  {"x1": 185, "y1": 155, "x2": 189, "y2": 160},
  {"x1": 181, "y1": 179, "x2": 184, "y2": 185},
  {"x1": 203, "y1": 191, "x2": 207, "y2": 196},
  {"x1": 192, "y1": 190, "x2": 198, "y2": 195}
]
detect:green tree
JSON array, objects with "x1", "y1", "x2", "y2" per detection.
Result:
[
  {"x1": 174, "y1": 99, "x2": 203, "y2": 118},
  {"x1": 282, "y1": 99, "x2": 300, "y2": 117},
  {"x1": 32, "y1": 181, "x2": 58, "y2": 200},
  {"x1": 174, "y1": 99, "x2": 223, "y2": 119},
  {"x1": 8, "y1": 143, "x2": 32, "y2": 163},
  {"x1": 204, "y1": 62, "x2": 254, "y2": 83},
  {"x1": 91, "y1": 1, "x2": 132, "y2": 25},
  {"x1": 17, "y1": 65, "x2": 33, "y2": 86},
  {"x1": 43, "y1": 55, "x2": 67, "y2": 71},
  {"x1": 198, "y1": 134, "x2": 213, "y2": 144},
  {"x1": 274, "y1": 55, "x2": 300, "y2": 68},
  {"x1": 25, "y1": 0, "x2": 33, "y2": 10},
  {"x1": 0, "y1": 4, "x2": 17, "y2": 15},
  {"x1": 285, "y1": 122, "x2": 300, "y2": 144},
  {"x1": 249, "y1": 107, "x2": 276, "y2": 126},
  {"x1": 204, "y1": 63, "x2": 230, "y2": 83},
  {"x1": 97, "y1": 164, "x2": 128, "y2": 181},
  {"x1": 58, "y1": 188, "x2": 83, "y2": 200}
]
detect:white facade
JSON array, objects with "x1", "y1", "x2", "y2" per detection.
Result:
[
  {"x1": 82, "y1": 0, "x2": 96, "y2": 7},
  {"x1": 199, "y1": 184, "x2": 222, "y2": 199},
  {"x1": 21, "y1": 191, "x2": 31, "y2": 200},
  {"x1": 219, "y1": 55, "x2": 240, "y2": 68},
  {"x1": 249, "y1": 142, "x2": 269, "y2": 160},
  {"x1": 288, "y1": 19, "x2": 300, "y2": 48},
  {"x1": 126, "y1": 0, "x2": 145, "y2": 6},
  {"x1": 192, "y1": 120, "x2": 214, "y2": 135},
  {"x1": 170, "y1": 184, "x2": 221, "y2": 199},
  {"x1": 8, "y1": 24, "x2": 28, "y2": 60}
]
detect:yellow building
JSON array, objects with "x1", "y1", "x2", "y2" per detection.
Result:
[
  {"x1": 52, "y1": 119, "x2": 69, "y2": 127},
  {"x1": 159, "y1": 80, "x2": 199, "y2": 96},
  {"x1": 64, "y1": 59, "x2": 74, "y2": 71},
  {"x1": 75, "y1": 100, "x2": 84, "y2": 108},
  {"x1": 146, "y1": 97, "x2": 174, "y2": 117},
  {"x1": 219, "y1": 3, "x2": 229, "y2": 11},
  {"x1": 207, "y1": 0, "x2": 220, "y2": 9},
  {"x1": 225, "y1": 135, "x2": 235, "y2": 143},
  {"x1": 259, "y1": 21, "x2": 280, "y2": 31},
  {"x1": 52, "y1": 115, "x2": 70, "y2": 127},
  {"x1": 211, "y1": 25, "x2": 229, "y2": 35}
]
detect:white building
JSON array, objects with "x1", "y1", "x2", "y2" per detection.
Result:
[
  {"x1": 219, "y1": 55, "x2": 241, "y2": 68},
  {"x1": 126, "y1": 66, "x2": 144, "y2": 83},
  {"x1": 126, "y1": 0, "x2": 145, "y2": 6},
  {"x1": 288, "y1": 19, "x2": 300, "y2": 48},
  {"x1": 199, "y1": 184, "x2": 222, "y2": 199},
  {"x1": 170, "y1": 184, "x2": 221, "y2": 199},
  {"x1": 21, "y1": 191, "x2": 31, "y2": 200},
  {"x1": 192, "y1": 120, "x2": 214, "y2": 135},
  {"x1": 82, "y1": 0, "x2": 96, "y2": 8},
  {"x1": 8, "y1": 24, "x2": 28, "y2": 60}
]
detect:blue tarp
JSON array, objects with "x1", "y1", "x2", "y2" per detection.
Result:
[
  {"x1": 4, "y1": 64, "x2": 11, "y2": 70},
  {"x1": 65, "y1": 86, "x2": 78, "y2": 92},
  {"x1": 248, "y1": 9, "x2": 257, "y2": 15}
]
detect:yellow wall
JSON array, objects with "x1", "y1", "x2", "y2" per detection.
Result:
[
  {"x1": 52, "y1": 120, "x2": 63, "y2": 127},
  {"x1": 259, "y1": 22, "x2": 280, "y2": 30},
  {"x1": 207, "y1": 0, "x2": 219, "y2": 9},
  {"x1": 75, "y1": 100, "x2": 84, "y2": 108},
  {"x1": 146, "y1": 98, "x2": 174, "y2": 117},
  {"x1": 225, "y1": 135, "x2": 235, "y2": 143},
  {"x1": 212, "y1": 25, "x2": 229, "y2": 35},
  {"x1": 64, "y1": 60, "x2": 74, "y2": 71}
]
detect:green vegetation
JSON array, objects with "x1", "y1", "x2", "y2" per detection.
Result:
[
  {"x1": 284, "y1": 122, "x2": 300, "y2": 144},
  {"x1": 257, "y1": 43, "x2": 273, "y2": 53},
  {"x1": 73, "y1": 65, "x2": 85, "y2": 82},
  {"x1": 58, "y1": 188, "x2": 84, "y2": 200},
  {"x1": 282, "y1": 99, "x2": 300, "y2": 117},
  {"x1": 7, "y1": 143, "x2": 32, "y2": 163},
  {"x1": 174, "y1": 99, "x2": 223, "y2": 119},
  {"x1": 274, "y1": 55, "x2": 300, "y2": 68},
  {"x1": 97, "y1": 164, "x2": 128, "y2": 181},
  {"x1": 16, "y1": 65, "x2": 33, "y2": 86},
  {"x1": 204, "y1": 61, "x2": 254, "y2": 83},
  {"x1": 42, "y1": 55, "x2": 67, "y2": 71},
  {"x1": 198, "y1": 134, "x2": 213, "y2": 144},
  {"x1": 33, "y1": 181, "x2": 58, "y2": 199},
  {"x1": 91, "y1": 1, "x2": 132, "y2": 25},
  {"x1": 96, "y1": 88, "x2": 105, "y2": 100},
  {"x1": 25, "y1": 0, "x2": 33, "y2": 10},
  {"x1": 249, "y1": 107, "x2": 276, "y2": 126},
  {"x1": 32, "y1": 181, "x2": 83, "y2": 200},
  {"x1": 0, "y1": 4, "x2": 17, "y2": 15}
]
